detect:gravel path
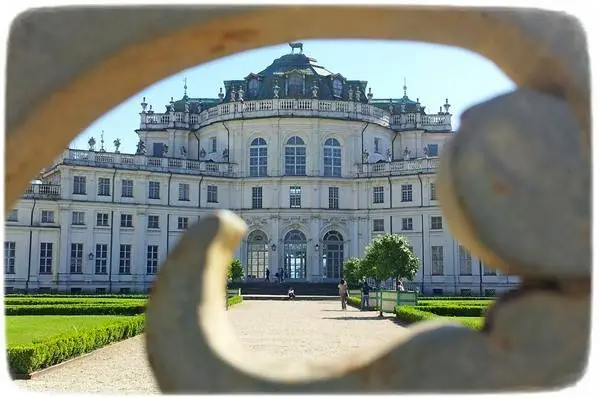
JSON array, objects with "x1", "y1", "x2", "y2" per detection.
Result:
[{"x1": 13, "y1": 300, "x2": 406, "y2": 394}]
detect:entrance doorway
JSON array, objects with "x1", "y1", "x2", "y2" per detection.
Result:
[{"x1": 283, "y1": 230, "x2": 307, "y2": 280}]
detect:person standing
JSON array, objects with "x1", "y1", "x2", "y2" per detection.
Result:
[
  {"x1": 338, "y1": 279, "x2": 348, "y2": 310},
  {"x1": 361, "y1": 280, "x2": 371, "y2": 311}
]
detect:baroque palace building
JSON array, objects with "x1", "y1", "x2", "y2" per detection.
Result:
[{"x1": 3, "y1": 45, "x2": 519, "y2": 295}]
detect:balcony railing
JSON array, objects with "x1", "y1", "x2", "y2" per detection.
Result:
[
  {"x1": 355, "y1": 157, "x2": 440, "y2": 177},
  {"x1": 49, "y1": 149, "x2": 439, "y2": 178},
  {"x1": 23, "y1": 184, "x2": 61, "y2": 200},
  {"x1": 53, "y1": 149, "x2": 238, "y2": 177},
  {"x1": 139, "y1": 99, "x2": 452, "y2": 132}
]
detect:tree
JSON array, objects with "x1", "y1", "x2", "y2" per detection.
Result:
[
  {"x1": 343, "y1": 257, "x2": 363, "y2": 288},
  {"x1": 227, "y1": 258, "x2": 244, "y2": 281},
  {"x1": 361, "y1": 234, "x2": 420, "y2": 315}
]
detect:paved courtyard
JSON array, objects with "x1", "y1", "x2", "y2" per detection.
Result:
[{"x1": 13, "y1": 300, "x2": 407, "y2": 394}]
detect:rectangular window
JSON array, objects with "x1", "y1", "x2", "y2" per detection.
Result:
[
  {"x1": 485, "y1": 289, "x2": 497, "y2": 297},
  {"x1": 431, "y1": 245, "x2": 444, "y2": 275},
  {"x1": 177, "y1": 217, "x2": 189, "y2": 230},
  {"x1": 373, "y1": 186, "x2": 384, "y2": 204},
  {"x1": 147, "y1": 215, "x2": 160, "y2": 230},
  {"x1": 148, "y1": 181, "x2": 160, "y2": 199},
  {"x1": 328, "y1": 187, "x2": 339, "y2": 209},
  {"x1": 401, "y1": 184, "x2": 413, "y2": 202},
  {"x1": 119, "y1": 244, "x2": 131, "y2": 275},
  {"x1": 373, "y1": 219, "x2": 385, "y2": 232},
  {"x1": 210, "y1": 137, "x2": 217, "y2": 153},
  {"x1": 147, "y1": 245, "x2": 159, "y2": 275},
  {"x1": 70, "y1": 243, "x2": 83, "y2": 273},
  {"x1": 72, "y1": 211, "x2": 85, "y2": 225},
  {"x1": 39, "y1": 242, "x2": 53, "y2": 274},
  {"x1": 430, "y1": 182, "x2": 437, "y2": 201},
  {"x1": 252, "y1": 187, "x2": 263, "y2": 209},
  {"x1": 96, "y1": 213, "x2": 109, "y2": 227},
  {"x1": 98, "y1": 177, "x2": 111, "y2": 196},
  {"x1": 431, "y1": 216, "x2": 443, "y2": 230},
  {"x1": 4, "y1": 242, "x2": 15, "y2": 274},
  {"x1": 483, "y1": 263, "x2": 497, "y2": 276},
  {"x1": 120, "y1": 214, "x2": 133, "y2": 228},
  {"x1": 7, "y1": 209, "x2": 18, "y2": 222},
  {"x1": 73, "y1": 176, "x2": 87, "y2": 195},
  {"x1": 95, "y1": 244, "x2": 108, "y2": 274},
  {"x1": 289, "y1": 186, "x2": 301, "y2": 208},
  {"x1": 461, "y1": 289, "x2": 472, "y2": 297},
  {"x1": 401, "y1": 217, "x2": 413, "y2": 231},
  {"x1": 374, "y1": 138, "x2": 381, "y2": 154},
  {"x1": 41, "y1": 210, "x2": 55, "y2": 223},
  {"x1": 121, "y1": 179, "x2": 134, "y2": 198},
  {"x1": 459, "y1": 245, "x2": 472, "y2": 275},
  {"x1": 178, "y1": 183, "x2": 190, "y2": 201},
  {"x1": 207, "y1": 185, "x2": 218, "y2": 203},
  {"x1": 427, "y1": 144, "x2": 439, "y2": 157}
]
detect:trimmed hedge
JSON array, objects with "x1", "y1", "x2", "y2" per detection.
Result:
[
  {"x1": 7, "y1": 315, "x2": 146, "y2": 375},
  {"x1": 413, "y1": 305, "x2": 486, "y2": 317},
  {"x1": 5, "y1": 299, "x2": 147, "y2": 306},
  {"x1": 227, "y1": 295, "x2": 243, "y2": 306},
  {"x1": 5, "y1": 304, "x2": 147, "y2": 316},
  {"x1": 418, "y1": 296, "x2": 495, "y2": 301},
  {"x1": 395, "y1": 306, "x2": 484, "y2": 330}
]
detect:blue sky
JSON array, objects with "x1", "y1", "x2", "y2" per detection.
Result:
[{"x1": 72, "y1": 39, "x2": 516, "y2": 153}]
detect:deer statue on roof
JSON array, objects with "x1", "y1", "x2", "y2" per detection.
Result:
[{"x1": 289, "y1": 42, "x2": 303, "y2": 54}]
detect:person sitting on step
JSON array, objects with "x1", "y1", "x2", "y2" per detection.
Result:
[{"x1": 288, "y1": 286, "x2": 295, "y2": 300}]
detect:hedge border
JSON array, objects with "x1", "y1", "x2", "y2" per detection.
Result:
[
  {"x1": 7, "y1": 315, "x2": 146, "y2": 375},
  {"x1": 395, "y1": 305, "x2": 485, "y2": 330},
  {"x1": 5, "y1": 304, "x2": 147, "y2": 316},
  {"x1": 7, "y1": 295, "x2": 244, "y2": 376}
]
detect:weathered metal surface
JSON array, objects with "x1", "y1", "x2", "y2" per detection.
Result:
[{"x1": 5, "y1": 5, "x2": 590, "y2": 394}]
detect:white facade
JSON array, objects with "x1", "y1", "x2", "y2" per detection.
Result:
[{"x1": 3, "y1": 50, "x2": 520, "y2": 295}]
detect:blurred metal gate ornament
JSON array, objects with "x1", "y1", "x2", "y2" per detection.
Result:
[{"x1": 5, "y1": 5, "x2": 590, "y2": 393}]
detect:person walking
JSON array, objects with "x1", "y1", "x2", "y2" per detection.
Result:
[
  {"x1": 338, "y1": 279, "x2": 348, "y2": 310},
  {"x1": 361, "y1": 280, "x2": 371, "y2": 311},
  {"x1": 265, "y1": 268, "x2": 270, "y2": 282}
]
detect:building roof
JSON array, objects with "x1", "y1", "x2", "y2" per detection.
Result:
[{"x1": 158, "y1": 44, "x2": 445, "y2": 117}]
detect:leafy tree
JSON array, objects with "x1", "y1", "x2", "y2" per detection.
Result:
[
  {"x1": 227, "y1": 258, "x2": 244, "y2": 281},
  {"x1": 343, "y1": 257, "x2": 363, "y2": 288},
  {"x1": 361, "y1": 234, "x2": 419, "y2": 316}
]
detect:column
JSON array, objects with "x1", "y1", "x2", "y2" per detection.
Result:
[
  {"x1": 309, "y1": 217, "x2": 320, "y2": 281},
  {"x1": 58, "y1": 208, "x2": 71, "y2": 291}
]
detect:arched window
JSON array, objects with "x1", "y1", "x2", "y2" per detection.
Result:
[
  {"x1": 246, "y1": 230, "x2": 269, "y2": 280},
  {"x1": 287, "y1": 74, "x2": 303, "y2": 97},
  {"x1": 283, "y1": 230, "x2": 307, "y2": 280},
  {"x1": 323, "y1": 138, "x2": 342, "y2": 177},
  {"x1": 248, "y1": 79, "x2": 259, "y2": 97},
  {"x1": 322, "y1": 231, "x2": 344, "y2": 280},
  {"x1": 249, "y1": 137, "x2": 267, "y2": 177},
  {"x1": 284, "y1": 136, "x2": 306, "y2": 176}
]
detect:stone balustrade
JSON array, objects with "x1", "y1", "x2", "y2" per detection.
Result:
[
  {"x1": 48, "y1": 149, "x2": 440, "y2": 179},
  {"x1": 22, "y1": 183, "x2": 61, "y2": 200},
  {"x1": 140, "y1": 99, "x2": 452, "y2": 132}
]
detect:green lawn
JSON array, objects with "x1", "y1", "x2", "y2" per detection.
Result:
[{"x1": 6, "y1": 315, "x2": 136, "y2": 345}]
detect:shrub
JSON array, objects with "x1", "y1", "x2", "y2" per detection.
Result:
[
  {"x1": 413, "y1": 305, "x2": 486, "y2": 317},
  {"x1": 347, "y1": 296, "x2": 361, "y2": 308},
  {"x1": 395, "y1": 305, "x2": 484, "y2": 330},
  {"x1": 227, "y1": 295, "x2": 243, "y2": 306},
  {"x1": 7, "y1": 315, "x2": 145, "y2": 375},
  {"x1": 5, "y1": 304, "x2": 147, "y2": 316}
]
